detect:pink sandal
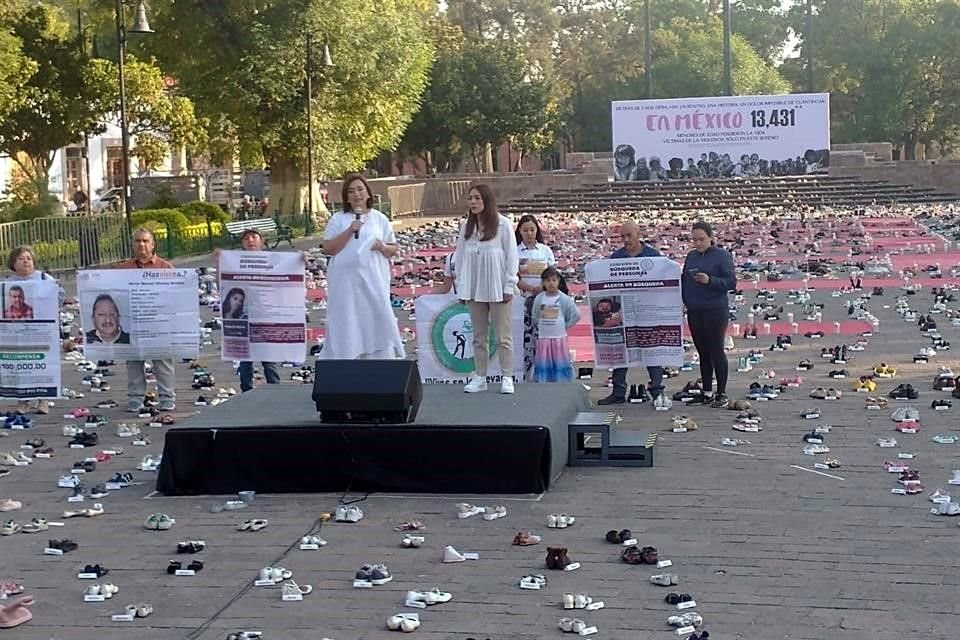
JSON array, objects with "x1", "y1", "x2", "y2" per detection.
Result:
[{"x1": 0, "y1": 594, "x2": 34, "y2": 628}]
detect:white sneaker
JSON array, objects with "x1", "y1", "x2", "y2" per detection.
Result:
[
  {"x1": 335, "y1": 504, "x2": 363, "y2": 523},
  {"x1": 500, "y1": 376, "x2": 515, "y2": 394},
  {"x1": 464, "y1": 377, "x2": 487, "y2": 393},
  {"x1": 455, "y1": 503, "x2": 484, "y2": 519},
  {"x1": 442, "y1": 545, "x2": 466, "y2": 563}
]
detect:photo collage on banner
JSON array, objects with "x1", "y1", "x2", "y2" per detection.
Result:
[
  {"x1": 0, "y1": 279, "x2": 61, "y2": 399},
  {"x1": 611, "y1": 93, "x2": 831, "y2": 182},
  {"x1": 218, "y1": 251, "x2": 306, "y2": 363},
  {"x1": 585, "y1": 257, "x2": 684, "y2": 368},
  {"x1": 414, "y1": 294, "x2": 524, "y2": 383},
  {"x1": 78, "y1": 269, "x2": 200, "y2": 361}
]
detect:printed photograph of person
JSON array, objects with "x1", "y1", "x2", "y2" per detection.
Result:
[
  {"x1": 613, "y1": 144, "x2": 637, "y2": 182},
  {"x1": 85, "y1": 293, "x2": 131, "y2": 344},
  {"x1": 592, "y1": 296, "x2": 623, "y2": 329},
  {"x1": 3, "y1": 286, "x2": 33, "y2": 319},
  {"x1": 222, "y1": 287, "x2": 248, "y2": 320}
]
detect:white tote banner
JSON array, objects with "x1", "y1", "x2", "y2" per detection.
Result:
[
  {"x1": 219, "y1": 250, "x2": 306, "y2": 363},
  {"x1": 78, "y1": 269, "x2": 199, "y2": 361},
  {"x1": 0, "y1": 279, "x2": 61, "y2": 399},
  {"x1": 585, "y1": 257, "x2": 684, "y2": 368},
  {"x1": 611, "y1": 93, "x2": 830, "y2": 181},
  {"x1": 414, "y1": 294, "x2": 524, "y2": 383}
]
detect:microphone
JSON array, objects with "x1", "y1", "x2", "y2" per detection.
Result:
[{"x1": 354, "y1": 211, "x2": 361, "y2": 239}]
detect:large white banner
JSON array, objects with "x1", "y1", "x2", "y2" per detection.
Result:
[
  {"x1": 0, "y1": 279, "x2": 61, "y2": 399},
  {"x1": 415, "y1": 294, "x2": 524, "y2": 383},
  {"x1": 611, "y1": 93, "x2": 830, "y2": 181},
  {"x1": 79, "y1": 269, "x2": 199, "y2": 361},
  {"x1": 585, "y1": 257, "x2": 683, "y2": 368},
  {"x1": 219, "y1": 251, "x2": 306, "y2": 363}
]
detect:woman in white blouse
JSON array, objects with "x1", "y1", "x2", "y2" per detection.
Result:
[
  {"x1": 453, "y1": 184, "x2": 520, "y2": 394},
  {"x1": 515, "y1": 215, "x2": 556, "y2": 379}
]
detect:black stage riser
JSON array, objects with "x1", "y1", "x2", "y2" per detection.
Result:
[{"x1": 156, "y1": 384, "x2": 588, "y2": 495}]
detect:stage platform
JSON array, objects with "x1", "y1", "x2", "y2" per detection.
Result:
[{"x1": 155, "y1": 383, "x2": 590, "y2": 496}]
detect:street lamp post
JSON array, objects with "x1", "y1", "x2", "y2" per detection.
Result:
[
  {"x1": 305, "y1": 33, "x2": 332, "y2": 231},
  {"x1": 114, "y1": 0, "x2": 152, "y2": 241}
]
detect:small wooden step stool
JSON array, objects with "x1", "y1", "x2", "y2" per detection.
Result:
[{"x1": 567, "y1": 411, "x2": 656, "y2": 467}]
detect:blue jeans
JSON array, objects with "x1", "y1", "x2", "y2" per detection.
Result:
[
  {"x1": 238, "y1": 361, "x2": 280, "y2": 392},
  {"x1": 612, "y1": 366, "x2": 664, "y2": 400}
]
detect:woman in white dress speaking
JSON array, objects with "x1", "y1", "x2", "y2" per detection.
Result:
[
  {"x1": 453, "y1": 184, "x2": 520, "y2": 394},
  {"x1": 320, "y1": 174, "x2": 404, "y2": 359}
]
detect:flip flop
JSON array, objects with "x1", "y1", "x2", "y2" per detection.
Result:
[{"x1": 0, "y1": 595, "x2": 34, "y2": 628}]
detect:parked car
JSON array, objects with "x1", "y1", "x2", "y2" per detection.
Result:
[{"x1": 91, "y1": 187, "x2": 124, "y2": 213}]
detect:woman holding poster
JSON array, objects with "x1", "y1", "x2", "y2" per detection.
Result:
[
  {"x1": 452, "y1": 184, "x2": 520, "y2": 394},
  {"x1": 5, "y1": 246, "x2": 64, "y2": 414},
  {"x1": 320, "y1": 174, "x2": 403, "y2": 360}
]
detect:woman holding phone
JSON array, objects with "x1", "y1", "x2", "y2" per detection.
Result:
[{"x1": 682, "y1": 221, "x2": 736, "y2": 408}]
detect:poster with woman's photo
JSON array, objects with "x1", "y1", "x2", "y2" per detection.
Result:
[
  {"x1": 585, "y1": 257, "x2": 684, "y2": 368},
  {"x1": 0, "y1": 279, "x2": 61, "y2": 399},
  {"x1": 218, "y1": 251, "x2": 306, "y2": 363},
  {"x1": 78, "y1": 269, "x2": 199, "y2": 360},
  {"x1": 612, "y1": 93, "x2": 830, "y2": 181}
]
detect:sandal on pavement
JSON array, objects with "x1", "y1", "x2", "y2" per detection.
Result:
[
  {"x1": 0, "y1": 595, "x2": 34, "y2": 628},
  {"x1": 393, "y1": 520, "x2": 425, "y2": 531}
]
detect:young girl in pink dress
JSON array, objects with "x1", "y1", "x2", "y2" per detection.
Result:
[{"x1": 531, "y1": 267, "x2": 581, "y2": 382}]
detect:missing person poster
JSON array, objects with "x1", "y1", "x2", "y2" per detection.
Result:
[
  {"x1": 611, "y1": 93, "x2": 830, "y2": 181},
  {"x1": 0, "y1": 279, "x2": 61, "y2": 399},
  {"x1": 78, "y1": 269, "x2": 199, "y2": 360},
  {"x1": 585, "y1": 257, "x2": 683, "y2": 368},
  {"x1": 218, "y1": 251, "x2": 306, "y2": 363},
  {"x1": 414, "y1": 293, "x2": 525, "y2": 383}
]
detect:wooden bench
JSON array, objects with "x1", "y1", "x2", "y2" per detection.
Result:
[{"x1": 224, "y1": 217, "x2": 293, "y2": 249}]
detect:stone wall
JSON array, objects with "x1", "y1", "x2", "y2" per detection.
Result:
[{"x1": 830, "y1": 160, "x2": 960, "y2": 194}]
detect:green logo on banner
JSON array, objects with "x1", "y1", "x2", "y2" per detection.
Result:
[{"x1": 429, "y1": 301, "x2": 496, "y2": 374}]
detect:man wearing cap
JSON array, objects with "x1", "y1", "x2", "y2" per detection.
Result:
[{"x1": 116, "y1": 227, "x2": 177, "y2": 412}]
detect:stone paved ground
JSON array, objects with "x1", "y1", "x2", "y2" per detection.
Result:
[{"x1": 1, "y1": 242, "x2": 959, "y2": 640}]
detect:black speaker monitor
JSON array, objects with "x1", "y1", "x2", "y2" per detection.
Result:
[{"x1": 312, "y1": 360, "x2": 423, "y2": 424}]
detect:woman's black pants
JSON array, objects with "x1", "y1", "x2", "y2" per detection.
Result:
[{"x1": 687, "y1": 307, "x2": 730, "y2": 394}]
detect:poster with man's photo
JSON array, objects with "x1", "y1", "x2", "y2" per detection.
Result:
[
  {"x1": 0, "y1": 279, "x2": 61, "y2": 399},
  {"x1": 78, "y1": 269, "x2": 200, "y2": 360},
  {"x1": 611, "y1": 93, "x2": 830, "y2": 181},
  {"x1": 585, "y1": 257, "x2": 684, "y2": 368}
]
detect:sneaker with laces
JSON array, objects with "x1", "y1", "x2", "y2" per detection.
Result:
[
  {"x1": 464, "y1": 376, "x2": 487, "y2": 393},
  {"x1": 710, "y1": 393, "x2": 730, "y2": 409},
  {"x1": 126, "y1": 399, "x2": 143, "y2": 413},
  {"x1": 335, "y1": 504, "x2": 363, "y2": 523},
  {"x1": 500, "y1": 376, "x2": 515, "y2": 394}
]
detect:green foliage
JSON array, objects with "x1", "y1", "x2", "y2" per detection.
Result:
[
  {"x1": 84, "y1": 56, "x2": 206, "y2": 172},
  {"x1": 179, "y1": 200, "x2": 229, "y2": 224},
  {"x1": 146, "y1": 185, "x2": 180, "y2": 210},
  {"x1": 0, "y1": 21, "x2": 36, "y2": 123},
  {"x1": 147, "y1": 0, "x2": 435, "y2": 178},
  {"x1": 0, "y1": 2, "x2": 105, "y2": 195},
  {"x1": 787, "y1": 0, "x2": 960, "y2": 158},
  {"x1": 130, "y1": 208, "x2": 191, "y2": 231}
]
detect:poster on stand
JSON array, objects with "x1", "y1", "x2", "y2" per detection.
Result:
[
  {"x1": 219, "y1": 251, "x2": 306, "y2": 363},
  {"x1": 611, "y1": 93, "x2": 830, "y2": 181},
  {"x1": 415, "y1": 294, "x2": 524, "y2": 383},
  {"x1": 78, "y1": 269, "x2": 199, "y2": 361},
  {"x1": 0, "y1": 279, "x2": 61, "y2": 399},
  {"x1": 585, "y1": 257, "x2": 683, "y2": 368}
]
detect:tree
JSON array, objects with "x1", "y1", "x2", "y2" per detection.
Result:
[
  {"x1": 147, "y1": 0, "x2": 434, "y2": 217},
  {"x1": 787, "y1": 0, "x2": 960, "y2": 159},
  {"x1": 0, "y1": 3, "x2": 104, "y2": 207},
  {"x1": 84, "y1": 56, "x2": 205, "y2": 173},
  {"x1": 0, "y1": 21, "x2": 36, "y2": 125}
]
